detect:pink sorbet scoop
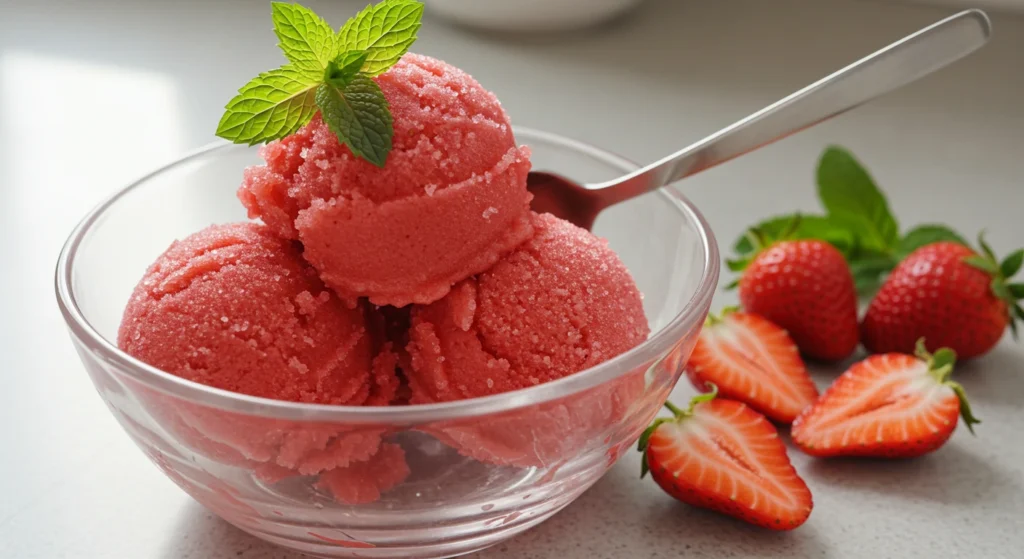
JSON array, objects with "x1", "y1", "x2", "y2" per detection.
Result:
[
  {"x1": 406, "y1": 212, "x2": 651, "y2": 467},
  {"x1": 238, "y1": 53, "x2": 533, "y2": 308},
  {"x1": 406, "y1": 211, "x2": 650, "y2": 402},
  {"x1": 117, "y1": 222, "x2": 398, "y2": 405}
]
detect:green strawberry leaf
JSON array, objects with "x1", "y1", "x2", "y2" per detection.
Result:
[
  {"x1": 816, "y1": 146, "x2": 900, "y2": 254},
  {"x1": 946, "y1": 381, "x2": 981, "y2": 435},
  {"x1": 216, "y1": 65, "x2": 320, "y2": 145},
  {"x1": 1000, "y1": 249, "x2": 1023, "y2": 278},
  {"x1": 1008, "y1": 283, "x2": 1024, "y2": 298},
  {"x1": 897, "y1": 224, "x2": 967, "y2": 259},
  {"x1": 732, "y1": 214, "x2": 857, "y2": 257},
  {"x1": 931, "y1": 347, "x2": 957, "y2": 371},
  {"x1": 1014, "y1": 304, "x2": 1024, "y2": 321},
  {"x1": 337, "y1": 0, "x2": 424, "y2": 76},
  {"x1": 977, "y1": 231, "x2": 998, "y2": 262},
  {"x1": 315, "y1": 74, "x2": 393, "y2": 167},
  {"x1": 271, "y1": 2, "x2": 337, "y2": 77},
  {"x1": 325, "y1": 50, "x2": 370, "y2": 88},
  {"x1": 992, "y1": 278, "x2": 1013, "y2": 301},
  {"x1": 964, "y1": 255, "x2": 1000, "y2": 275}
]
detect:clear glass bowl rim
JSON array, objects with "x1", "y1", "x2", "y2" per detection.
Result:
[{"x1": 54, "y1": 126, "x2": 721, "y2": 424}]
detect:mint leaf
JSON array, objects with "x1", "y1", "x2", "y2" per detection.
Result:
[
  {"x1": 817, "y1": 146, "x2": 900, "y2": 253},
  {"x1": 897, "y1": 224, "x2": 967, "y2": 259},
  {"x1": 337, "y1": 0, "x2": 424, "y2": 76},
  {"x1": 1008, "y1": 283, "x2": 1024, "y2": 298},
  {"x1": 216, "y1": 65, "x2": 319, "y2": 145},
  {"x1": 326, "y1": 50, "x2": 370, "y2": 88},
  {"x1": 315, "y1": 74, "x2": 393, "y2": 167},
  {"x1": 732, "y1": 214, "x2": 857, "y2": 257},
  {"x1": 271, "y1": 2, "x2": 337, "y2": 77},
  {"x1": 850, "y1": 255, "x2": 897, "y2": 296}
]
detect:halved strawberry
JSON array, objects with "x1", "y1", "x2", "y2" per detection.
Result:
[
  {"x1": 791, "y1": 339, "x2": 980, "y2": 458},
  {"x1": 638, "y1": 386, "x2": 813, "y2": 530},
  {"x1": 686, "y1": 308, "x2": 819, "y2": 423}
]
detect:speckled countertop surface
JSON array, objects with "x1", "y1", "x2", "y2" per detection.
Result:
[{"x1": 1, "y1": 0, "x2": 1022, "y2": 557}]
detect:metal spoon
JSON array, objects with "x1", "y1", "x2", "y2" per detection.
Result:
[{"x1": 527, "y1": 9, "x2": 992, "y2": 230}]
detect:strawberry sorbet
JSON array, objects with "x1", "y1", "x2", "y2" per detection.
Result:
[
  {"x1": 238, "y1": 53, "x2": 533, "y2": 307},
  {"x1": 406, "y1": 212, "x2": 650, "y2": 403},
  {"x1": 407, "y1": 212, "x2": 650, "y2": 466},
  {"x1": 117, "y1": 222, "x2": 398, "y2": 405}
]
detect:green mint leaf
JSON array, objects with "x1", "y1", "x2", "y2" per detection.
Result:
[
  {"x1": 963, "y1": 255, "x2": 999, "y2": 275},
  {"x1": 897, "y1": 224, "x2": 967, "y2": 259},
  {"x1": 326, "y1": 50, "x2": 370, "y2": 88},
  {"x1": 1000, "y1": 249, "x2": 1023, "y2": 278},
  {"x1": 315, "y1": 74, "x2": 393, "y2": 167},
  {"x1": 271, "y1": 2, "x2": 337, "y2": 77},
  {"x1": 732, "y1": 214, "x2": 857, "y2": 257},
  {"x1": 725, "y1": 258, "x2": 749, "y2": 273},
  {"x1": 337, "y1": 0, "x2": 424, "y2": 76},
  {"x1": 216, "y1": 65, "x2": 319, "y2": 145},
  {"x1": 850, "y1": 254, "x2": 898, "y2": 296},
  {"x1": 816, "y1": 146, "x2": 900, "y2": 253}
]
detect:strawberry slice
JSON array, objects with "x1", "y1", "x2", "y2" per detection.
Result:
[
  {"x1": 686, "y1": 308, "x2": 819, "y2": 424},
  {"x1": 791, "y1": 339, "x2": 981, "y2": 458},
  {"x1": 638, "y1": 386, "x2": 813, "y2": 530}
]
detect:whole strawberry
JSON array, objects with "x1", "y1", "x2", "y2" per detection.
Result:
[
  {"x1": 733, "y1": 239, "x2": 859, "y2": 362},
  {"x1": 861, "y1": 237, "x2": 1024, "y2": 359}
]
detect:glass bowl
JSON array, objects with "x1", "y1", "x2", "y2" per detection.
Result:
[{"x1": 55, "y1": 127, "x2": 719, "y2": 559}]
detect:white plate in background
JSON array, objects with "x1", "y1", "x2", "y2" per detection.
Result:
[
  {"x1": 877, "y1": 0, "x2": 1024, "y2": 12},
  {"x1": 423, "y1": 0, "x2": 645, "y2": 32}
]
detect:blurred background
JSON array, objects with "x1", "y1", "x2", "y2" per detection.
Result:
[{"x1": 1, "y1": 0, "x2": 1022, "y2": 558}]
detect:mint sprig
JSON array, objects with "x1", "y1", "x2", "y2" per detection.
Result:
[
  {"x1": 316, "y1": 74, "x2": 393, "y2": 166},
  {"x1": 271, "y1": 2, "x2": 337, "y2": 78},
  {"x1": 729, "y1": 145, "x2": 969, "y2": 296},
  {"x1": 215, "y1": 0, "x2": 425, "y2": 167},
  {"x1": 338, "y1": 0, "x2": 425, "y2": 76},
  {"x1": 215, "y1": 66, "x2": 320, "y2": 145}
]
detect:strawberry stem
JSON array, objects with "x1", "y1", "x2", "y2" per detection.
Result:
[
  {"x1": 914, "y1": 338, "x2": 981, "y2": 434},
  {"x1": 666, "y1": 382, "x2": 720, "y2": 418},
  {"x1": 704, "y1": 306, "x2": 740, "y2": 327},
  {"x1": 663, "y1": 401, "x2": 687, "y2": 416},
  {"x1": 639, "y1": 384, "x2": 722, "y2": 478}
]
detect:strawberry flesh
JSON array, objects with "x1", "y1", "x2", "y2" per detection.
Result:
[
  {"x1": 792, "y1": 342, "x2": 979, "y2": 458},
  {"x1": 687, "y1": 309, "x2": 819, "y2": 423},
  {"x1": 640, "y1": 393, "x2": 813, "y2": 530}
]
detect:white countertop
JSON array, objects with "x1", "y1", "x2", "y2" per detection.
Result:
[{"x1": 1, "y1": 0, "x2": 1022, "y2": 557}]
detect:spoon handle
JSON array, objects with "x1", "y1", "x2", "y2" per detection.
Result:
[{"x1": 592, "y1": 9, "x2": 991, "y2": 202}]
